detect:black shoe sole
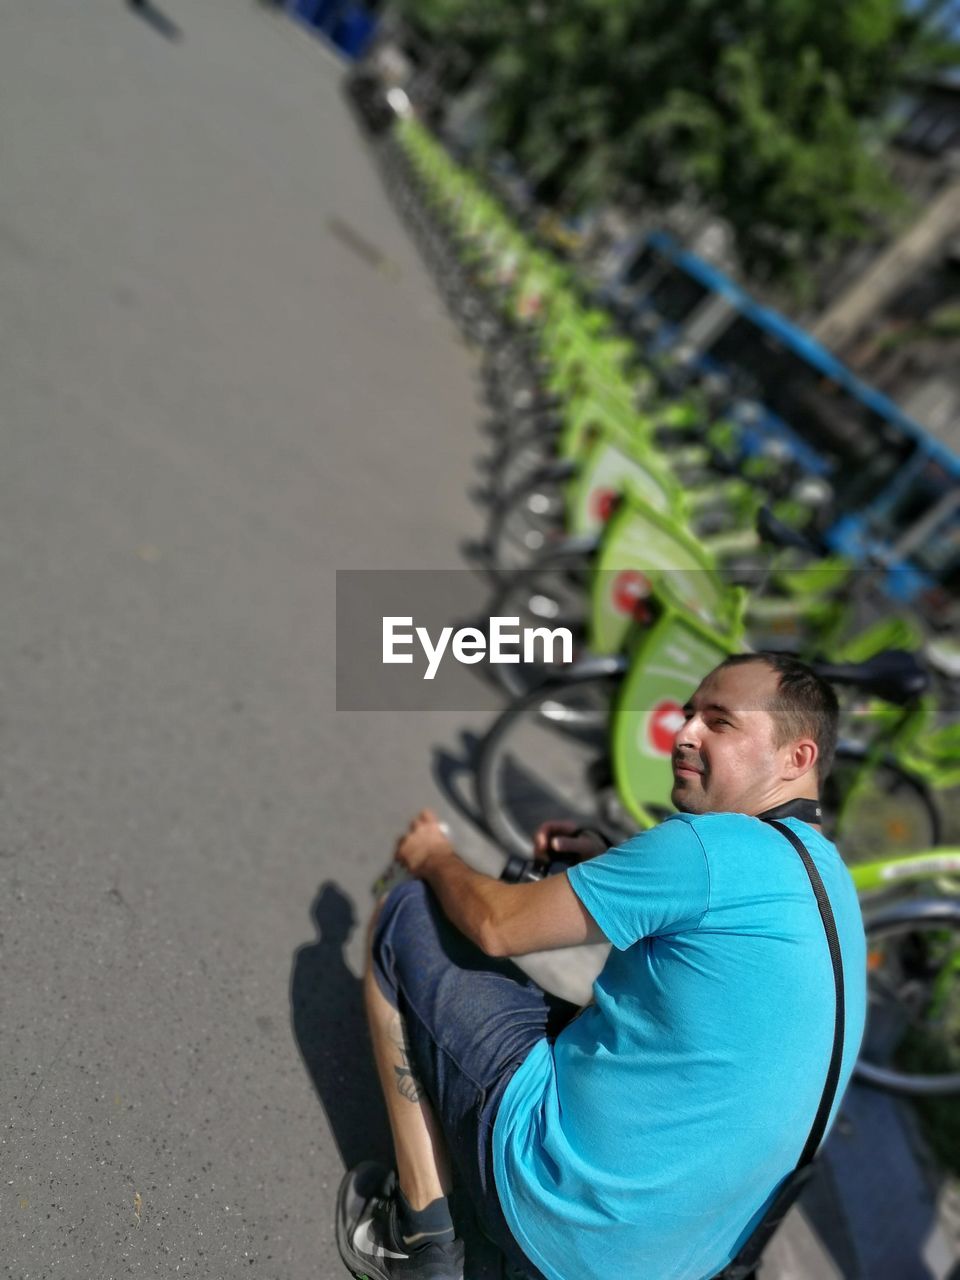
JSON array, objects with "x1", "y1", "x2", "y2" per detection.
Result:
[
  {"x1": 336, "y1": 1163, "x2": 393, "y2": 1280},
  {"x1": 335, "y1": 1164, "x2": 465, "y2": 1280}
]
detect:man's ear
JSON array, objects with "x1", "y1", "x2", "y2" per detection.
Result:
[{"x1": 782, "y1": 739, "x2": 818, "y2": 780}]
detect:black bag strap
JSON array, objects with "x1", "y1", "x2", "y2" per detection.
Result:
[
  {"x1": 766, "y1": 818, "x2": 846, "y2": 1167},
  {"x1": 713, "y1": 817, "x2": 847, "y2": 1280}
]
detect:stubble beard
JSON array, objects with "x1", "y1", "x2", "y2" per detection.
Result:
[{"x1": 671, "y1": 778, "x2": 707, "y2": 814}]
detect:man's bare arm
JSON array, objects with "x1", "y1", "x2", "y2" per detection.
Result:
[
  {"x1": 423, "y1": 849, "x2": 604, "y2": 957},
  {"x1": 393, "y1": 812, "x2": 606, "y2": 957}
]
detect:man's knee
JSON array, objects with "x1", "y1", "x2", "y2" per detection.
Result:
[
  {"x1": 370, "y1": 877, "x2": 429, "y2": 942},
  {"x1": 367, "y1": 878, "x2": 431, "y2": 995}
]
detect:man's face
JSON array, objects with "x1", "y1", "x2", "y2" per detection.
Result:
[{"x1": 671, "y1": 662, "x2": 790, "y2": 816}]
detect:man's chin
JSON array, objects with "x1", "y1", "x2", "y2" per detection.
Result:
[
  {"x1": 671, "y1": 781, "x2": 704, "y2": 813},
  {"x1": 670, "y1": 778, "x2": 696, "y2": 808}
]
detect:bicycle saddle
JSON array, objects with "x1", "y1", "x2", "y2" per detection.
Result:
[
  {"x1": 756, "y1": 505, "x2": 820, "y2": 555},
  {"x1": 811, "y1": 649, "x2": 930, "y2": 705}
]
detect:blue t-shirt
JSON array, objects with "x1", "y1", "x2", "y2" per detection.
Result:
[{"x1": 492, "y1": 813, "x2": 866, "y2": 1280}]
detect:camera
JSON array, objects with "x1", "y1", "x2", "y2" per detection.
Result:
[{"x1": 499, "y1": 852, "x2": 549, "y2": 882}]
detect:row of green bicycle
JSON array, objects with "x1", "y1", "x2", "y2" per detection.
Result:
[
  {"x1": 387, "y1": 115, "x2": 960, "y2": 857},
  {"x1": 382, "y1": 117, "x2": 960, "y2": 1095}
]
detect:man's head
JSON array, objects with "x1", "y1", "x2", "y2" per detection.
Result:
[{"x1": 670, "y1": 652, "x2": 838, "y2": 818}]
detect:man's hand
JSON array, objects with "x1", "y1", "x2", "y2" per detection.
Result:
[
  {"x1": 533, "y1": 819, "x2": 609, "y2": 866},
  {"x1": 394, "y1": 809, "x2": 455, "y2": 877},
  {"x1": 391, "y1": 811, "x2": 607, "y2": 957}
]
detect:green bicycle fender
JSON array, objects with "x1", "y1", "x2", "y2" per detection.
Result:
[
  {"x1": 512, "y1": 256, "x2": 557, "y2": 322},
  {"x1": 548, "y1": 339, "x2": 603, "y2": 396},
  {"x1": 567, "y1": 438, "x2": 678, "y2": 539},
  {"x1": 558, "y1": 387, "x2": 635, "y2": 462},
  {"x1": 549, "y1": 340, "x2": 632, "y2": 401},
  {"x1": 587, "y1": 495, "x2": 730, "y2": 653},
  {"x1": 611, "y1": 604, "x2": 739, "y2": 827}
]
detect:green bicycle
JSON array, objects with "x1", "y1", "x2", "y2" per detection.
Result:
[{"x1": 476, "y1": 576, "x2": 941, "y2": 863}]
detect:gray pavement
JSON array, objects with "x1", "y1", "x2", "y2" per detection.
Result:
[
  {"x1": 0, "y1": 3, "x2": 485, "y2": 1275},
  {"x1": 0, "y1": 3, "x2": 956, "y2": 1278}
]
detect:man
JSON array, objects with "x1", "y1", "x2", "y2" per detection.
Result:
[{"x1": 336, "y1": 653, "x2": 867, "y2": 1280}]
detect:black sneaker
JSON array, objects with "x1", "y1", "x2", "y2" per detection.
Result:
[{"x1": 336, "y1": 1163, "x2": 465, "y2": 1280}]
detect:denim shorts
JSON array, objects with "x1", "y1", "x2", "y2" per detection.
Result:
[{"x1": 371, "y1": 879, "x2": 578, "y2": 1280}]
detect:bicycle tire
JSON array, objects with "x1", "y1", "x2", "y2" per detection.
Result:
[
  {"x1": 487, "y1": 366, "x2": 541, "y2": 415},
  {"x1": 488, "y1": 422, "x2": 561, "y2": 497},
  {"x1": 855, "y1": 899, "x2": 960, "y2": 1096},
  {"x1": 485, "y1": 466, "x2": 572, "y2": 578},
  {"x1": 476, "y1": 664, "x2": 631, "y2": 860},
  {"x1": 825, "y1": 749, "x2": 942, "y2": 864},
  {"x1": 486, "y1": 544, "x2": 596, "y2": 699}
]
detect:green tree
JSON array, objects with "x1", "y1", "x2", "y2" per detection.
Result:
[{"x1": 396, "y1": 0, "x2": 960, "y2": 287}]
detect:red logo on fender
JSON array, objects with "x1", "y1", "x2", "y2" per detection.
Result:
[
  {"x1": 592, "y1": 488, "x2": 618, "y2": 523},
  {"x1": 647, "y1": 699, "x2": 686, "y2": 756},
  {"x1": 612, "y1": 569, "x2": 653, "y2": 622}
]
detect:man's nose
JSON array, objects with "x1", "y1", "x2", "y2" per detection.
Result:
[{"x1": 675, "y1": 714, "x2": 701, "y2": 749}]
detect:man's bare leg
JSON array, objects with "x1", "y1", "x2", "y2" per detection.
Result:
[{"x1": 364, "y1": 961, "x2": 453, "y2": 1209}]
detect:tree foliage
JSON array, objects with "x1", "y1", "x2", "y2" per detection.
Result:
[{"x1": 396, "y1": 0, "x2": 960, "y2": 285}]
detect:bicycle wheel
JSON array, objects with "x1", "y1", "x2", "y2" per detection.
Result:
[
  {"x1": 488, "y1": 420, "x2": 561, "y2": 497},
  {"x1": 855, "y1": 899, "x2": 960, "y2": 1096},
  {"x1": 487, "y1": 358, "x2": 541, "y2": 414},
  {"x1": 476, "y1": 663, "x2": 633, "y2": 860},
  {"x1": 485, "y1": 467, "x2": 572, "y2": 577},
  {"x1": 824, "y1": 750, "x2": 942, "y2": 864},
  {"x1": 486, "y1": 545, "x2": 595, "y2": 698}
]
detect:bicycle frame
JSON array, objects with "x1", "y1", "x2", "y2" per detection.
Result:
[{"x1": 851, "y1": 848, "x2": 960, "y2": 898}]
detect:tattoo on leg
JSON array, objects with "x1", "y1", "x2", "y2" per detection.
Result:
[{"x1": 390, "y1": 1013, "x2": 425, "y2": 1103}]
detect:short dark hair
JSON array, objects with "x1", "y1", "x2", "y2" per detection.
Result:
[{"x1": 716, "y1": 652, "x2": 839, "y2": 782}]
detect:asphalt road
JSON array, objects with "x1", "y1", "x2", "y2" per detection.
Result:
[
  {"x1": 0, "y1": 4, "x2": 957, "y2": 1279},
  {"x1": 0, "y1": 3, "x2": 493, "y2": 1276}
]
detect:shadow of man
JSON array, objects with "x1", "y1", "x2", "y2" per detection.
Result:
[
  {"x1": 291, "y1": 881, "x2": 507, "y2": 1279},
  {"x1": 290, "y1": 882, "x2": 392, "y2": 1172}
]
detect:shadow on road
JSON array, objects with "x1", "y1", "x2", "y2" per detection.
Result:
[
  {"x1": 126, "y1": 0, "x2": 183, "y2": 42},
  {"x1": 290, "y1": 882, "x2": 392, "y2": 1172},
  {"x1": 289, "y1": 884, "x2": 504, "y2": 1278},
  {"x1": 818, "y1": 1084, "x2": 951, "y2": 1279},
  {"x1": 431, "y1": 732, "x2": 489, "y2": 833}
]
